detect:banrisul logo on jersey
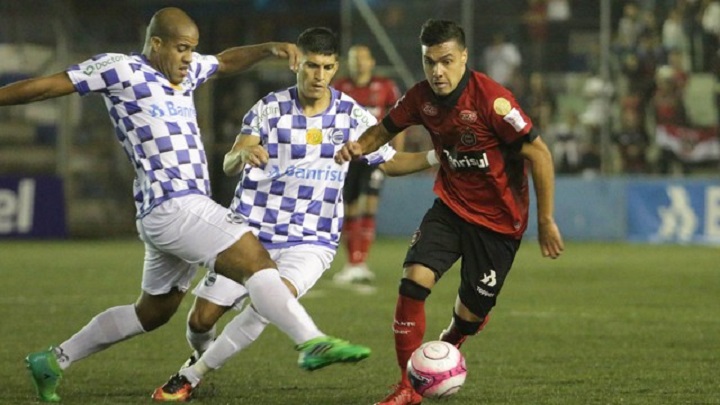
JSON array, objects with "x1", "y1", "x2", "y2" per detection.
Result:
[{"x1": 442, "y1": 148, "x2": 489, "y2": 172}]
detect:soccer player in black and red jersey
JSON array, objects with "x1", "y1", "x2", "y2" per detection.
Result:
[
  {"x1": 332, "y1": 45, "x2": 403, "y2": 284},
  {"x1": 335, "y1": 19, "x2": 564, "y2": 405}
]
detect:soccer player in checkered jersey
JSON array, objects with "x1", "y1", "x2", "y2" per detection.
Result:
[
  {"x1": 0, "y1": 8, "x2": 375, "y2": 402},
  {"x1": 332, "y1": 45, "x2": 404, "y2": 284},
  {"x1": 335, "y1": 20, "x2": 565, "y2": 405},
  {"x1": 151, "y1": 27, "x2": 439, "y2": 402}
]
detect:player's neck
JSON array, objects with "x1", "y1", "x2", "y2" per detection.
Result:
[{"x1": 299, "y1": 88, "x2": 331, "y2": 117}]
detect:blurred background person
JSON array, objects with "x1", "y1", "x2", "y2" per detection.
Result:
[{"x1": 332, "y1": 44, "x2": 404, "y2": 284}]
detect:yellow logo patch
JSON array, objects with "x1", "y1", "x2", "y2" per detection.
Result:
[
  {"x1": 493, "y1": 97, "x2": 512, "y2": 116},
  {"x1": 306, "y1": 128, "x2": 323, "y2": 145}
]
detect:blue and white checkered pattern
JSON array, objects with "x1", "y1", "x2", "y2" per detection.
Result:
[
  {"x1": 67, "y1": 52, "x2": 219, "y2": 218},
  {"x1": 229, "y1": 86, "x2": 396, "y2": 249}
]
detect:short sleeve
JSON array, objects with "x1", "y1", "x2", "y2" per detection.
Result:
[
  {"x1": 240, "y1": 98, "x2": 266, "y2": 138},
  {"x1": 385, "y1": 83, "x2": 423, "y2": 133},
  {"x1": 66, "y1": 53, "x2": 131, "y2": 95},
  {"x1": 350, "y1": 104, "x2": 378, "y2": 141},
  {"x1": 190, "y1": 53, "x2": 219, "y2": 88}
]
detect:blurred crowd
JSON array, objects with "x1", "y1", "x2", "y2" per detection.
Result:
[{"x1": 483, "y1": 0, "x2": 720, "y2": 176}]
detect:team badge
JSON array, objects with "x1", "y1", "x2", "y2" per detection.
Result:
[
  {"x1": 331, "y1": 129, "x2": 345, "y2": 145},
  {"x1": 422, "y1": 102, "x2": 438, "y2": 116},
  {"x1": 460, "y1": 131, "x2": 477, "y2": 146},
  {"x1": 306, "y1": 128, "x2": 323, "y2": 145},
  {"x1": 204, "y1": 273, "x2": 217, "y2": 287},
  {"x1": 459, "y1": 110, "x2": 477, "y2": 123},
  {"x1": 493, "y1": 97, "x2": 512, "y2": 115}
]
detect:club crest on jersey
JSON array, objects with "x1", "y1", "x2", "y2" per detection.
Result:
[
  {"x1": 422, "y1": 102, "x2": 438, "y2": 116},
  {"x1": 459, "y1": 110, "x2": 477, "y2": 123},
  {"x1": 330, "y1": 129, "x2": 345, "y2": 145},
  {"x1": 460, "y1": 131, "x2": 477, "y2": 146},
  {"x1": 306, "y1": 128, "x2": 323, "y2": 145}
]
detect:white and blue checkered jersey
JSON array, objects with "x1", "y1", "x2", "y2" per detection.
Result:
[
  {"x1": 229, "y1": 86, "x2": 396, "y2": 250},
  {"x1": 66, "y1": 52, "x2": 219, "y2": 218}
]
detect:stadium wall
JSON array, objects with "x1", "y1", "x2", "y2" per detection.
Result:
[{"x1": 376, "y1": 176, "x2": 720, "y2": 244}]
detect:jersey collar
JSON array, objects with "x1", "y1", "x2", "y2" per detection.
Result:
[{"x1": 433, "y1": 66, "x2": 470, "y2": 108}]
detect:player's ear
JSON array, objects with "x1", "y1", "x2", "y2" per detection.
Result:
[
  {"x1": 151, "y1": 36, "x2": 163, "y2": 52},
  {"x1": 461, "y1": 47, "x2": 468, "y2": 64}
]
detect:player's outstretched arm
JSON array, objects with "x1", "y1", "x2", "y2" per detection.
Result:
[
  {"x1": 216, "y1": 42, "x2": 299, "y2": 77},
  {"x1": 223, "y1": 134, "x2": 268, "y2": 176},
  {"x1": 335, "y1": 122, "x2": 396, "y2": 163},
  {"x1": 0, "y1": 71, "x2": 76, "y2": 106},
  {"x1": 380, "y1": 150, "x2": 439, "y2": 176},
  {"x1": 521, "y1": 135, "x2": 564, "y2": 259}
]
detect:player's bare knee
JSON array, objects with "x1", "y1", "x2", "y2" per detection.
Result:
[
  {"x1": 403, "y1": 264, "x2": 437, "y2": 289},
  {"x1": 187, "y1": 300, "x2": 226, "y2": 333},
  {"x1": 135, "y1": 289, "x2": 183, "y2": 331}
]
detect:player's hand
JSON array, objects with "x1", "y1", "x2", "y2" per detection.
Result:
[
  {"x1": 334, "y1": 141, "x2": 363, "y2": 164},
  {"x1": 269, "y1": 42, "x2": 300, "y2": 72},
  {"x1": 538, "y1": 219, "x2": 564, "y2": 259},
  {"x1": 238, "y1": 145, "x2": 269, "y2": 167}
]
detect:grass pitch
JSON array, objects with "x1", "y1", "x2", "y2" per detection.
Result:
[{"x1": 1, "y1": 239, "x2": 718, "y2": 404}]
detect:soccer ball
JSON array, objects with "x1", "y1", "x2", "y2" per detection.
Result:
[{"x1": 406, "y1": 340, "x2": 467, "y2": 399}]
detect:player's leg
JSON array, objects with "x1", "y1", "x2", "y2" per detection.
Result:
[
  {"x1": 376, "y1": 199, "x2": 460, "y2": 405},
  {"x1": 27, "y1": 236, "x2": 195, "y2": 402},
  {"x1": 439, "y1": 223, "x2": 520, "y2": 348},
  {"x1": 185, "y1": 272, "x2": 245, "y2": 359},
  {"x1": 335, "y1": 163, "x2": 376, "y2": 283}
]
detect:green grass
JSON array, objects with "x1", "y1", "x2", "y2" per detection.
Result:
[{"x1": 1, "y1": 239, "x2": 718, "y2": 404}]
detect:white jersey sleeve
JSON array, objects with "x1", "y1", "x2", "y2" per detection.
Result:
[{"x1": 348, "y1": 103, "x2": 396, "y2": 165}]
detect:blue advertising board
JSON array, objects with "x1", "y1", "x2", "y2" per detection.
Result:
[
  {"x1": 0, "y1": 176, "x2": 67, "y2": 239},
  {"x1": 627, "y1": 180, "x2": 720, "y2": 244}
]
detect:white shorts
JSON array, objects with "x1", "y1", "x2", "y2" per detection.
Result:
[
  {"x1": 137, "y1": 194, "x2": 256, "y2": 295},
  {"x1": 193, "y1": 244, "x2": 336, "y2": 309}
]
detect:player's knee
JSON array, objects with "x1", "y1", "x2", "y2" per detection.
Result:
[
  {"x1": 187, "y1": 309, "x2": 217, "y2": 333},
  {"x1": 452, "y1": 310, "x2": 486, "y2": 336},
  {"x1": 135, "y1": 290, "x2": 183, "y2": 331},
  {"x1": 399, "y1": 278, "x2": 431, "y2": 301}
]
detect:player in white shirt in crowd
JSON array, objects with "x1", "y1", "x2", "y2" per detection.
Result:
[
  {"x1": 0, "y1": 8, "x2": 372, "y2": 403},
  {"x1": 152, "y1": 27, "x2": 439, "y2": 402}
]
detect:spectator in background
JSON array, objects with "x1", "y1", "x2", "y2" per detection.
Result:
[
  {"x1": 616, "y1": 1, "x2": 644, "y2": 51},
  {"x1": 549, "y1": 110, "x2": 583, "y2": 174},
  {"x1": 332, "y1": 44, "x2": 404, "y2": 284},
  {"x1": 482, "y1": 32, "x2": 522, "y2": 89},
  {"x1": 614, "y1": 109, "x2": 650, "y2": 173},
  {"x1": 524, "y1": 72, "x2": 557, "y2": 134},
  {"x1": 653, "y1": 64, "x2": 691, "y2": 174},
  {"x1": 662, "y1": 6, "x2": 691, "y2": 69},
  {"x1": 523, "y1": 0, "x2": 549, "y2": 71},
  {"x1": 701, "y1": 0, "x2": 720, "y2": 71}
]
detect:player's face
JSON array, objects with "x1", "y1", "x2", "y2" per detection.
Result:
[
  {"x1": 422, "y1": 40, "x2": 467, "y2": 96},
  {"x1": 297, "y1": 52, "x2": 338, "y2": 101},
  {"x1": 151, "y1": 25, "x2": 199, "y2": 85},
  {"x1": 348, "y1": 46, "x2": 375, "y2": 78}
]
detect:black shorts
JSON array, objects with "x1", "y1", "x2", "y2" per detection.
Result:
[
  {"x1": 404, "y1": 198, "x2": 521, "y2": 318},
  {"x1": 342, "y1": 160, "x2": 385, "y2": 203}
]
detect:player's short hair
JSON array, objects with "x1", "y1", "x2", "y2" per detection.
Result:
[
  {"x1": 419, "y1": 19, "x2": 466, "y2": 49},
  {"x1": 297, "y1": 27, "x2": 339, "y2": 56}
]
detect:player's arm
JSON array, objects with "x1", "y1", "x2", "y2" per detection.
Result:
[
  {"x1": 335, "y1": 122, "x2": 397, "y2": 163},
  {"x1": 379, "y1": 150, "x2": 439, "y2": 176},
  {"x1": 0, "y1": 71, "x2": 76, "y2": 106},
  {"x1": 520, "y1": 135, "x2": 564, "y2": 259},
  {"x1": 216, "y1": 42, "x2": 299, "y2": 77},
  {"x1": 223, "y1": 134, "x2": 267, "y2": 176}
]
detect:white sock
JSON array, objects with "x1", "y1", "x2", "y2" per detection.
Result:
[
  {"x1": 186, "y1": 323, "x2": 216, "y2": 356},
  {"x1": 201, "y1": 306, "x2": 268, "y2": 370},
  {"x1": 244, "y1": 269, "x2": 323, "y2": 345},
  {"x1": 181, "y1": 306, "x2": 269, "y2": 385},
  {"x1": 55, "y1": 305, "x2": 145, "y2": 370}
]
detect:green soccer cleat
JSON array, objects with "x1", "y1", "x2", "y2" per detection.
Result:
[
  {"x1": 296, "y1": 336, "x2": 371, "y2": 371},
  {"x1": 26, "y1": 348, "x2": 63, "y2": 402}
]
